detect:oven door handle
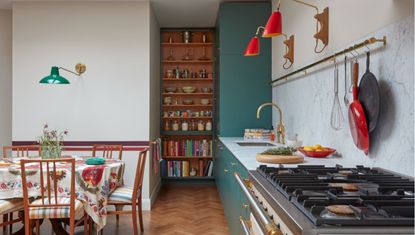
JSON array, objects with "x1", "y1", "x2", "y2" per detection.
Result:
[
  {"x1": 234, "y1": 173, "x2": 283, "y2": 235},
  {"x1": 240, "y1": 216, "x2": 252, "y2": 235}
]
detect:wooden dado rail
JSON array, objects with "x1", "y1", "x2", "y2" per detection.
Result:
[{"x1": 12, "y1": 141, "x2": 150, "y2": 152}]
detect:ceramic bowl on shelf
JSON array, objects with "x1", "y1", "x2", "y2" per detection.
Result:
[
  {"x1": 165, "y1": 87, "x2": 177, "y2": 93},
  {"x1": 200, "y1": 99, "x2": 210, "y2": 105},
  {"x1": 182, "y1": 99, "x2": 194, "y2": 105},
  {"x1": 298, "y1": 147, "x2": 336, "y2": 158},
  {"x1": 201, "y1": 87, "x2": 211, "y2": 93},
  {"x1": 182, "y1": 86, "x2": 196, "y2": 93}
]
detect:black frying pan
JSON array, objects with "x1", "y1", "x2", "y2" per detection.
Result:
[{"x1": 358, "y1": 51, "x2": 380, "y2": 132}]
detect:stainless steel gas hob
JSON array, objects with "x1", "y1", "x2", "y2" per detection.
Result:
[{"x1": 235, "y1": 165, "x2": 414, "y2": 235}]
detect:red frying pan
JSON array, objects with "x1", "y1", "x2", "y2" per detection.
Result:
[{"x1": 348, "y1": 61, "x2": 369, "y2": 155}]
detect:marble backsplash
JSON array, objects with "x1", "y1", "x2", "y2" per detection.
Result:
[{"x1": 272, "y1": 16, "x2": 414, "y2": 176}]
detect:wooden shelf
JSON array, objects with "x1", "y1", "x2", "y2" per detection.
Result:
[
  {"x1": 162, "y1": 78, "x2": 213, "y2": 81},
  {"x1": 162, "y1": 43, "x2": 213, "y2": 46},
  {"x1": 162, "y1": 176, "x2": 214, "y2": 180},
  {"x1": 162, "y1": 60, "x2": 213, "y2": 64},
  {"x1": 162, "y1": 117, "x2": 212, "y2": 119},
  {"x1": 162, "y1": 93, "x2": 213, "y2": 96},
  {"x1": 161, "y1": 131, "x2": 212, "y2": 136},
  {"x1": 162, "y1": 105, "x2": 212, "y2": 108},
  {"x1": 163, "y1": 156, "x2": 212, "y2": 160}
]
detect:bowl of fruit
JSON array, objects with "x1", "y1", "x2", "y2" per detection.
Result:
[{"x1": 298, "y1": 144, "x2": 336, "y2": 158}]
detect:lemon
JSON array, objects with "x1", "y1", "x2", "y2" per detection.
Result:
[
  {"x1": 313, "y1": 144, "x2": 322, "y2": 149},
  {"x1": 303, "y1": 146, "x2": 314, "y2": 151}
]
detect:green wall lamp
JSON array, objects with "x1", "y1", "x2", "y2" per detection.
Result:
[{"x1": 39, "y1": 63, "x2": 86, "y2": 84}]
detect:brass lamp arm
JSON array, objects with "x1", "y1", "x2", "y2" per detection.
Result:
[
  {"x1": 255, "y1": 26, "x2": 265, "y2": 35},
  {"x1": 58, "y1": 63, "x2": 86, "y2": 76},
  {"x1": 290, "y1": 0, "x2": 319, "y2": 13}
]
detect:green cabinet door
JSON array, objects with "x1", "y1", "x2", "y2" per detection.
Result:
[{"x1": 216, "y1": 2, "x2": 272, "y2": 137}]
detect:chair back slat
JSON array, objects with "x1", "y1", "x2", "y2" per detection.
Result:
[
  {"x1": 132, "y1": 150, "x2": 147, "y2": 200},
  {"x1": 92, "y1": 144, "x2": 123, "y2": 160},
  {"x1": 21, "y1": 158, "x2": 76, "y2": 214},
  {"x1": 3, "y1": 145, "x2": 41, "y2": 158}
]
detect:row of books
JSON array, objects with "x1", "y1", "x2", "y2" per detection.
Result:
[
  {"x1": 161, "y1": 160, "x2": 213, "y2": 177},
  {"x1": 162, "y1": 139, "x2": 212, "y2": 157}
]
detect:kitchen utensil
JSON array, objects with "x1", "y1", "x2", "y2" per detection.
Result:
[
  {"x1": 182, "y1": 31, "x2": 193, "y2": 43},
  {"x1": 201, "y1": 87, "x2": 211, "y2": 93},
  {"x1": 166, "y1": 48, "x2": 175, "y2": 61},
  {"x1": 182, "y1": 86, "x2": 196, "y2": 93},
  {"x1": 348, "y1": 61, "x2": 369, "y2": 155},
  {"x1": 330, "y1": 63, "x2": 344, "y2": 130},
  {"x1": 165, "y1": 87, "x2": 177, "y2": 93},
  {"x1": 298, "y1": 147, "x2": 336, "y2": 158},
  {"x1": 358, "y1": 51, "x2": 380, "y2": 132},
  {"x1": 256, "y1": 154, "x2": 304, "y2": 164},
  {"x1": 198, "y1": 47, "x2": 210, "y2": 60},
  {"x1": 200, "y1": 99, "x2": 210, "y2": 105},
  {"x1": 343, "y1": 56, "x2": 350, "y2": 106},
  {"x1": 182, "y1": 99, "x2": 193, "y2": 105}
]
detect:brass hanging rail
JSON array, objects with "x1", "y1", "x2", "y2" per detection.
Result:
[{"x1": 270, "y1": 36, "x2": 387, "y2": 86}]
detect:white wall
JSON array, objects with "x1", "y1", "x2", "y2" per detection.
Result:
[
  {"x1": 148, "y1": 4, "x2": 161, "y2": 206},
  {"x1": 271, "y1": 1, "x2": 414, "y2": 176},
  {"x1": 12, "y1": 1, "x2": 154, "y2": 207},
  {"x1": 0, "y1": 10, "x2": 12, "y2": 147},
  {"x1": 272, "y1": 0, "x2": 414, "y2": 77},
  {"x1": 12, "y1": 1, "x2": 150, "y2": 141}
]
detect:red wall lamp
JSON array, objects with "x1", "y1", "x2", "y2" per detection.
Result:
[{"x1": 244, "y1": 26, "x2": 294, "y2": 69}]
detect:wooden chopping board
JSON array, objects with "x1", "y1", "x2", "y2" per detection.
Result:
[{"x1": 256, "y1": 154, "x2": 304, "y2": 164}]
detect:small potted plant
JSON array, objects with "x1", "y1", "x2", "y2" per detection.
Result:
[{"x1": 38, "y1": 124, "x2": 68, "y2": 159}]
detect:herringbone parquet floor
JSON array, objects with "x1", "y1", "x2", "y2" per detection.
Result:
[{"x1": 28, "y1": 183, "x2": 230, "y2": 235}]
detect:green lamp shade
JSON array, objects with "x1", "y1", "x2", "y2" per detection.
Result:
[{"x1": 39, "y1": 66, "x2": 70, "y2": 84}]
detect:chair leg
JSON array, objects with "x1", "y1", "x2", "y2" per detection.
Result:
[
  {"x1": 9, "y1": 212, "x2": 13, "y2": 234},
  {"x1": 69, "y1": 217, "x2": 75, "y2": 235},
  {"x1": 138, "y1": 203, "x2": 144, "y2": 232},
  {"x1": 3, "y1": 213, "x2": 8, "y2": 234},
  {"x1": 36, "y1": 220, "x2": 40, "y2": 235},
  {"x1": 115, "y1": 205, "x2": 123, "y2": 223},
  {"x1": 83, "y1": 213, "x2": 88, "y2": 235},
  {"x1": 131, "y1": 203, "x2": 138, "y2": 235}
]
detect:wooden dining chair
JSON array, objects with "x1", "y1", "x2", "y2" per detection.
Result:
[
  {"x1": 92, "y1": 144, "x2": 123, "y2": 160},
  {"x1": 3, "y1": 145, "x2": 41, "y2": 158},
  {"x1": 21, "y1": 158, "x2": 90, "y2": 235},
  {"x1": 106, "y1": 150, "x2": 147, "y2": 235},
  {"x1": 0, "y1": 199, "x2": 24, "y2": 234}
]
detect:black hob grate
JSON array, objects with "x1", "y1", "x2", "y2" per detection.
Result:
[{"x1": 257, "y1": 165, "x2": 414, "y2": 226}]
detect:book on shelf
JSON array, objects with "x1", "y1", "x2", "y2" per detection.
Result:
[
  {"x1": 162, "y1": 139, "x2": 212, "y2": 157},
  {"x1": 161, "y1": 159, "x2": 213, "y2": 177}
]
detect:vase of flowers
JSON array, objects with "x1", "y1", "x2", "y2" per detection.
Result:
[{"x1": 38, "y1": 124, "x2": 68, "y2": 159}]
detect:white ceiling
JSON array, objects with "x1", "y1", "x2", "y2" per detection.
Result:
[{"x1": 0, "y1": 0, "x2": 266, "y2": 27}]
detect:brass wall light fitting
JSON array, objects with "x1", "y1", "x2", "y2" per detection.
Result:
[
  {"x1": 290, "y1": 0, "x2": 329, "y2": 53},
  {"x1": 39, "y1": 63, "x2": 86, "y2": 84},
  {"x1": 244, "y1": 26, "x2": 295, "y2": 70}
]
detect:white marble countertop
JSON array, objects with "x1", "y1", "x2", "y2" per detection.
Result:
[{"x1": 219, "y1": 137, "x2": 369, "y2": 171}]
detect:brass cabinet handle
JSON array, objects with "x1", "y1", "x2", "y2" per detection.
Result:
[
  {"x1": 239, "y1": 216, "x2": 252, "y2": 235},
  {"x1": 224, "y1": 169, "x2": 229, "y2": 173},
  {"x1": 234, "y1": 173, "x2": 283, "y2": 235},
  {"x1": 241, "y1": 203, "x2": 249, "y2": 209},
  {"x1": 230, "y1": 162, "x2": 236, "y2": 166}
]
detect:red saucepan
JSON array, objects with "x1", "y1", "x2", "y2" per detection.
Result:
[{"x1": 348, "y1": 61, "x2": 369, "y2": 155}]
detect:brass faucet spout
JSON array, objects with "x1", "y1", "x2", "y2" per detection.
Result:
[{"x1": 256, "y1": 102, "x2": 285, "y2": 144}]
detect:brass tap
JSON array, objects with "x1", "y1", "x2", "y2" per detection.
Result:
[{"x1": 256, "y1": 102, "x2": 285, "y2": 144}]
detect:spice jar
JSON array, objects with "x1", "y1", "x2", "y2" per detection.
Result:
[
  {"x1": 205, "y1": 120, "x2": 212, "y2": 131},
  {"x1": 190, "y1": 120, "x2": 196, "y2": 131},
  {"x1": 197, "y1": 121, "x2": 205, "y2": 131},
  {"x1": 182, "y1": 121, "x2": 188, "y2": 131},
  {"x1": 164, "y1": 120, "x2": 170, "y2": 131},
  {"x1": 172, "y1": 120, "x2": 179, "y2": 131}
]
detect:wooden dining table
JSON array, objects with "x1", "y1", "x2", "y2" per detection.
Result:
[{"x1": 0, "y1": 156, "x2": 125, "y2": 234}]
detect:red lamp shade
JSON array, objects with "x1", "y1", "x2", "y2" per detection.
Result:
[
  {"x1": 262, "y1": 11, "x2": 282, "y2": 38},
  {"x1": 244, "y1": 36, "x2": 260, "y2": 56}
]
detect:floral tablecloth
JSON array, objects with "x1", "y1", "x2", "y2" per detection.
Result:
[{"x1": 0, "y1": 157, "x2": 125, "y2": 230}]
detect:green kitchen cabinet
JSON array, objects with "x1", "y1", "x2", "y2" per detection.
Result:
[
  {"x1": 215, "y1": 2, "x2": 272, "y2": 137},
  {"x1": 215, "y1": 139, "x2": 250, "y2": 235}
]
